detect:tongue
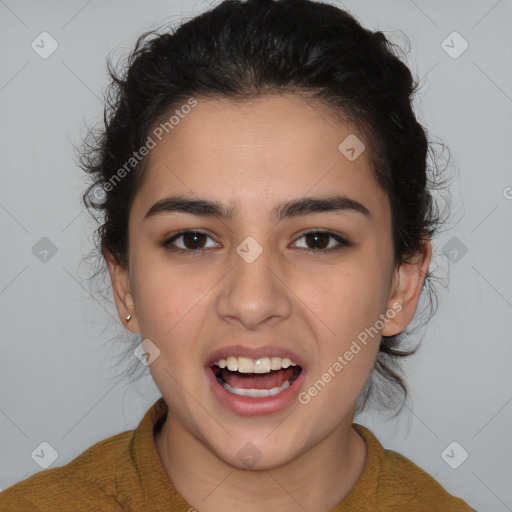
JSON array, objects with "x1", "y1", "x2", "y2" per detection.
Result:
[{"x1": 221, "y1": 367, "x2": 295, "y2": 389}]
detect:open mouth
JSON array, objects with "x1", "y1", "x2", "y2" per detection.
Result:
[{"x1": 210, "y1": 356, "x2": 303, "y2": 398}]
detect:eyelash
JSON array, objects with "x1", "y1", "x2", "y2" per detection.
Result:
[{"x1": 161, "y1": 229, "x2": 350, "y2": 255}]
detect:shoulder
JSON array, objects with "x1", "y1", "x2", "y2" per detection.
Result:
[
  {"x1": 352, "y1": 424, "x2": 475, "y2": 511},
  {"x1": 0, "y1": 430, "x2": 134, "y2": 512},
  {"x1": 379, "y1": 448, "x2": 474, "y2": 510}
]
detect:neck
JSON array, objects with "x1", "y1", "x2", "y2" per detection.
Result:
[{"x1": 155, "y1": 411, "x2": 366, "y2": 512}]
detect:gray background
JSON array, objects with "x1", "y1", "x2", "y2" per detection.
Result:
[{"x1": 1, "y1": 0, "x2": 511, "y2": 510}]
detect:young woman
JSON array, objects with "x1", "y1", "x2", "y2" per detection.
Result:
[{"x1": 0, "y1": 0, "x2": 475, "y2": 510}]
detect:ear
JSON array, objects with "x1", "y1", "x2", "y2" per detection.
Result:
[
  {"x1": 382, "y1": 236, "x2": 432, "y2": 337},
  {"x1": 104, "y1": 250, "x2": 140, "y2": 333}
]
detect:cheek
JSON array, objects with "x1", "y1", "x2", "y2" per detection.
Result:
[
  {"x1": 130, "y1": 255, "x2": 209, "y2": 338},
  {"x1": 306, "y1": 262, "x2": 389, "y2": 339}
]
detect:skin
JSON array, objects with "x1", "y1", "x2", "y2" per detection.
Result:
[{"x1": 107, "y1": 94, "x2": 432, "y2": 512}]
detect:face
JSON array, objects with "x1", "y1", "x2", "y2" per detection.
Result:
[{"x1": 108, "y1": 94, "x2": 430, "y2": 470}]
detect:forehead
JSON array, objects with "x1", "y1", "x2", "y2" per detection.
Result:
[{"x1": 133, "y1": 94, "x2": 390, "y2": 223}]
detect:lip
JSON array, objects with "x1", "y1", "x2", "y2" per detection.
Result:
[
  {"x1": 206, "y1": 365, "x2": 306, "y2": 416},
  {"x1": 205, "y1": 344, "x2": 307, "y2": 416}
]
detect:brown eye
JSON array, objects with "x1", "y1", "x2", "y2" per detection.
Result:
[
  {"x1": 181, "y1": 232, "x2": 207, "y2": 250},
  {"x1": 293, "y1": 230, "x2": 349, "y2": 252},
  {"x1": 163, "y1": 230, "x2": 219, "y2": 253},
  {"x1": 305, "y1": 232, "x2": 330, "y2": 250}
]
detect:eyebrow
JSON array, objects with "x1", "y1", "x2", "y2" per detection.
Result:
[{"x1": 144, "y1": 194, "x2": 371, "y2": 222}]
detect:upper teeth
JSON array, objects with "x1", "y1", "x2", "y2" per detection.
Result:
[{"x1": 214, "y1": 356, "x2": 298, "y2": 373}]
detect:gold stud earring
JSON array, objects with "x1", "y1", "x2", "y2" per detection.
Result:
[{"x1": 126, "y1": 314, "x2": 132, "y2": 322}]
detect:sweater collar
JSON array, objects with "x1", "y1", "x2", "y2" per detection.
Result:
[{"x1": 130, "y1": 397, "x2": 192, "y2": 511}]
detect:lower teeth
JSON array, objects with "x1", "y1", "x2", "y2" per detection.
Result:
[{"x1": 222, "y1": 379, "x2": 290, "y2": 397}]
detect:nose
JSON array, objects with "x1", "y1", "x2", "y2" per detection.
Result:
[{"x1": 215, "y1": 238, "x2": 292, "y2": 330}]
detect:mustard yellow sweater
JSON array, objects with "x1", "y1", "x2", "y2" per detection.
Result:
[{"x1": 0, "y1": 398, "x2": 475, "y2": 511}]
